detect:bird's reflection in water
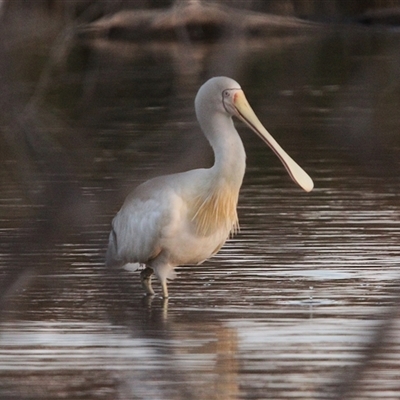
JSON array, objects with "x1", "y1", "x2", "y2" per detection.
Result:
[
  {"x1": 141, "y1": 293, "x2": 169, "y2": 322},
  {"x1": 104, "y1": 275, "x2": 239, "y2": 400}
]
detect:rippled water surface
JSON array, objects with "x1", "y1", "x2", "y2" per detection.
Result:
[{"x1": 1, "y1": 13, "x2": 400, "y2": 400}]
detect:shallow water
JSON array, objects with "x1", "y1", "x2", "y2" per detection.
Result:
[{"x1": 1, "y1": 13, "x2": 400, "y2": 400}]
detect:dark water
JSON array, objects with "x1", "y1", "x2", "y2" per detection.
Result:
[{"x1": 1, "y1": 13, "x2": 400, "y2": 400}]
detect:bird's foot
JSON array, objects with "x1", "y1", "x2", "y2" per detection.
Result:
[{"x1": 140, "y1": 267, "x2": 155, "y2": 295}]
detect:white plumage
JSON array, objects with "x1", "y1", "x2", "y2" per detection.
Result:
[{"x1": 106, "y1": 76, "x2": 313, "y2": 297}]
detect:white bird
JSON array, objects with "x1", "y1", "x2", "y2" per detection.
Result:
[{"x1": 106, "y1": 76, "x2": 313, "y2": 298}]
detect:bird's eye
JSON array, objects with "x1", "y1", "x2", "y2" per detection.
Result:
[{"x1": 223, "y1": 90, "x2": 230, "y2": 98}]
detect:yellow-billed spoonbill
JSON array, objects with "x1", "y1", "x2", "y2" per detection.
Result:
[{"x1": 106, "y1": 76, "x2": 313, "y2": 297}]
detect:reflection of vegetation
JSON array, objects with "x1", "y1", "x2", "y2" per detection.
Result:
[
  {"x1": 45, "y1": 42, "x2": 175, "y2": 127},
  {"x1": 4, "y1": 0, "x2": 400, "y2": 20}
]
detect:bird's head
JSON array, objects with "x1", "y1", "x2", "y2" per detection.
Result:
[{"x1": 196, "y1": 76, "x2": 314, "y2": 193}]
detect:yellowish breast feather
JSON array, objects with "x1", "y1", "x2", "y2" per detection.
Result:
[{"x1": 191, "y1": 185, "x2": 239, "y2": 237}]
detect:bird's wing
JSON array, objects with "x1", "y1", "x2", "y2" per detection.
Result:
[
  {"x1": 105, "y1": 169, "x2": 212, "y2": 268},
  {"x1": 107, "y1": 195, "x2": 169, "y2": 266},
  {"x1": 106, "y1": 174, "x2": 186, "y2": 267}
]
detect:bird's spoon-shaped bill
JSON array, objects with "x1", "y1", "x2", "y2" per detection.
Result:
[{"x1": 233, "y1": 91, "x2": 314, "y2": 192}]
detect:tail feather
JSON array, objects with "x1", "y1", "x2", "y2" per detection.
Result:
[
  {"x1": 105, "y1": 229, "x2": 123, "y2": 268},
  {"x1": 123, "y1": 263, "x2": 141, "y2": 272}
]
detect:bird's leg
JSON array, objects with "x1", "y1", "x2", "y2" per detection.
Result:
[
  {"x1": 161, "y1": 279, "x2": 169, "y2": 299},
  {"x1": 140, "y1": 267, "x2": 155, "y2": 295}
]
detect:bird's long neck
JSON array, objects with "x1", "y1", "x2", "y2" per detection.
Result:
[
  {"x1": 199, "y1": 112, "x2": 246, "y2": 189},
  {"x1": 192, "y1": 111, "x2": 246, "y2": 236}
]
